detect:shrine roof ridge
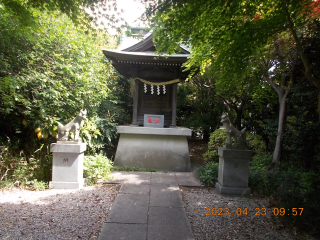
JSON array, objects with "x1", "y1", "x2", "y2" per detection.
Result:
[
  {"x1": 114, "y1": 26, "x2": 190, "y2": 54},
  {"x1": 102, "y1": 49, "x2": 190, "y2": 58}
]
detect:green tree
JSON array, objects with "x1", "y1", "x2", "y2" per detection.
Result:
[
  {"x1": 0, "y1": 0, "x2": 124, "y2": 32},
  {"x1": 177, "y1": 74, "x2": 223, "y2": 140},
  {"x1": 281, "y1": 21, "x2": 320, "y2": 170},
  {"x1": 214, "y1": 70, "x2": 258, "y2": 131},
  {"x1": 0, "y1": 9, "x2": 115, "y2": 181},
  {"x1": 145, "y1": 0, "x2": 320, "y2": 118},
  {"x1": 144, "y1": 0, "x2": 320, "y2": 169},
  {"x1": 258, "y1": 35, "x2": 297, "y2": 170},
  {"x1": 1, "y1": 10, "x2": 114, "y2": 138},
  {"x1": 96, "y1": 76, "x2": 133, "y2": 158}
]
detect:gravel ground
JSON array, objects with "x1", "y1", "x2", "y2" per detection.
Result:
[
  {"x1": 0, "y1": 184, "x2": 120, "y2": 240},
  {"x1": 180, "y1": 187, "x2": 316, "y2": 240},
  {"x1": 0, "y1": 183, "x2": 317, "y2": 240}
]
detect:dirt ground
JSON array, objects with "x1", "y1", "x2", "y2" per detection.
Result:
[{"x1": 188, "y1": 139, "x2": 208, "y2": 170}]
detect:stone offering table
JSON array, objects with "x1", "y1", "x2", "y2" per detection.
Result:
[
  {"x1": 50, "y1": 142, "x2": 86, "y2": 189},
  {"x1": 215, "y1": 147, "x2": 251, "y2": 195},
  {"x1": 114, "y1": 126, "x2": 192, "y2": 172}
]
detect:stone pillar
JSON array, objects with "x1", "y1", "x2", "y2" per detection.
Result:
[
  {"x1": 50, "y1": 142, "x2": 86, "y2": 189},
  {"x1": 215, "y1": 147, "x2": 251, "y2": 195},
  {"x1": 131, "y1": 79, "x2": 139, "y2": 126},
  {"x1": 170, "y1": 83, "x2": 177, "y2": 128}
]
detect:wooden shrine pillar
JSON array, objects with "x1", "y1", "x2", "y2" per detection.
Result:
[
  {"x1": 131, "y1": 79, "x2": 139, "y2": 126},
  {"x1": 170, "y1": 83, "x2": 177, "y2": 128}
]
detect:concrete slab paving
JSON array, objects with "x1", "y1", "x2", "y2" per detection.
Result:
[
  {"x1": 148, "y1": 206, "x2": 194, "y2": 240},
  {"x1": 99, "y1": 171, "x2": 199, "y2": 240},
  {"x1": 98, "y1": 223, "x2": 147, "y2": 240},
  {"x1": 106, "y1": 193, "x2": 149, "y2": 224},
  {"x1": 125, "y1": 172, "x2": 152, "y2": 185},
  {"x1": 150, "y1": 189, "x2": 184, "y2": 207},
  {"x1": 151, "y1": 172, "x2": 178, "y2": 185},
  {"x1": 150, "y1": 183, "x2": 179, "y2": 191},
  {"x1": 104, "y1": 171, "x2": 152, "y2": 184},
  {"x1": 175, "y1": 172, "x2": 203, "y2": 187},
  {"x1": 119, "y1": 182, "x2": 150, "y2": 194},
  {"x1": 103, "y1": 171, "x2": 128, "y2": 184}
]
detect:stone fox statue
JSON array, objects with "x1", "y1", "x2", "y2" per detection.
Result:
[
  {"x1": 221, "y1": 113, "x2": 247, "y2": 149},
  {"x1": 57, "y1": 109, "x2": 87, "y2": 141}
]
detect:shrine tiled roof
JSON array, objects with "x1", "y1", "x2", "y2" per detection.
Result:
[
  {"x1": 102, "y1": 26, "x2": 191, "y2": 80},
  {"x1": 103, "y1": 26, "x2": 189, "y2": 57}
]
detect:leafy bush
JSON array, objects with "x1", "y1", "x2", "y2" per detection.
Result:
[
  {"x1": 203, "y1": 129, "x2": 268, "y2": 163},
  {"x1": 203, "y1": 129, "x2": 226, "y2": 162},
  {"x1": 249, "y1": 170, "x2": 320, "y2": 234},
  {"x1": 196, "y1": 162, "x2": 219, "y2": 187},
  {"x1": 25, "y1": 179, "x2": 48, "y2": 191},
  {"x1": 80, "y1": 117, "x2": 104, "y2": 155},
  {"x1": 83, "y1": 154, "x2": 113, "y2": 185},
  {"x1": 246, "y1": 133, "x2": 267, "y2": 154},
  {"x1": 250, "y1": 152, "x2": 273, "y2": 171},
  {"x1": 0, "y1": 9, "x2": 115, "y2": 184},
  {"x1": 0, "y1": 141, "x2": 52, "y2": 184},
  {"x1": 0, "y1": 180, "x2": 15, "y2": 190}
]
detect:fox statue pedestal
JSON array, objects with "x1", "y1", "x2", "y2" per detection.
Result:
[
  {"x1": 50, "y1": 142, "x2": 86, "y2": 189},
  {"x1": 215, "y1": 114, "x2": 251, "y2": 195},
  {"x1": 215, "y1": 147, "x2": 251, "y2": 195}
]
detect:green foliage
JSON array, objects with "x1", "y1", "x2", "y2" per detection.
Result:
[
  {"x1": 249, "y1": 170, "x2": 320, "y2": 234},
  {"x1": 280, "y1": 49, "x2": 320, "y2": 169},
  {"x1": 0, "y1": 142, "x2": 49, "y2": 191},
  {"x1": 246, "y1": 132, "x2": 268, "y2": 155},
  {"x1": 0, "y1": 0, "x2": 125, "y2": 33},
  {"x1": 96, "y1": 80, "x2": 132, "y2": 158},
  {"x1": 177, "y1": 75, "x2": 223, "y2": 140},
  {"x1": 0, "y1": 8, "x2": 116, "y2": 184},
  {"x1": 0, "y1": 140, "x2": 52, "y2": 184},
  {"x1": 0, "y1": 9, "x2": 114, "y2": 140},
  {"x1": 80, "y1": 117, "x2": 104, "y2": 155},
  {"x1": 147, "y1": 0, "x2": 310, "y2": 80},
  {"x1": 83, "y1": 154, "x2": 113, "y2": 185},
  {"x1": 196, "y1": 162, "x2": 219, "y2": 187},
  {"x1": 25, "y1": 179, "x2": 49, "y2": 191},
  {"x1": 244, "y1": 37, "x2": 320, "y2": 171},
  {"x1": 250, "y1": 152, "x2": 273, "y2": 172},
  {"x1": 203, "y1": 129, "x2": 226, "y2": 162},
  {"x1": 0, "y1": 180, "x2": 15, "y2": 190},
  {"x1": 112, "y1": 166, "x2": 157, "y2": 172},
  {"x1": 203, "y1": 129, "x2": 268, "y2": 163}
]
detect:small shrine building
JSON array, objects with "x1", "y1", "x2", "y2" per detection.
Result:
[{"x1": 103, "y1": 27, "x2": 192, "y2": 172}]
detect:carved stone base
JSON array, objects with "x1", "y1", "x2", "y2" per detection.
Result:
[
  {"x1": 216, "y1": 147, "x2": 251, "y2": 195},
  {"x1": 215, "y1": 182, "x2": 251, "y2": 195},
  {"x1": 114, "y1": 126, "x2": 192, "y2": 172},
  {"x1": 50, "y1": 142, "x2": 86, "y2": 189},
  {"x1": 50, "y1": 180, "x2": 85, "y2": 189},
  {"x1": 56, "y1": 140, "x2": 82, "y2": 144}
]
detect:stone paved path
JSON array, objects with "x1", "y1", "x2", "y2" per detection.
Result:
[{"x1": 98, "y1": 171, "x2": 202, "y2": 240}]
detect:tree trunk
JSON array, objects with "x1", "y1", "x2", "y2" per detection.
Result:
[
  {"x1": 234, "y1": 110, "x2": 242, "y2": 131},
  {"x1": 203, "y1": 128, "x2": 210, "y2": 141},
  {"x1": 266, "y1": 40, "x2": 292, "y2": 171},
  {"x1": 272, "y1": 93, "x2": 287, "y2": 171},
  {"x1": 318, "y1": 91, "x2": 320, "y2": 122}
]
